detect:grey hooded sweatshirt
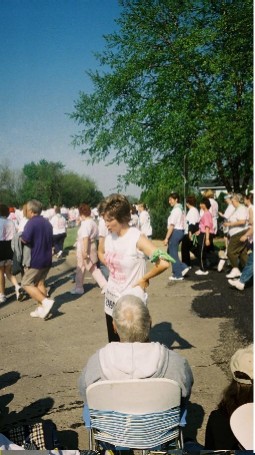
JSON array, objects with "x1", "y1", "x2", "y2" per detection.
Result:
[{"x1": 79, "y1": 342, "x2": 193, "y2": 405}]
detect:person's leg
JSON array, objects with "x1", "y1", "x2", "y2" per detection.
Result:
[
  {"x1": 22, "y1": 268, "x2": 54, "y2": 319},
  {"x1": 105, "y1": 313, "x2": 120, "y2": 342},
  {"x1": 181, "y1": 234, "x2": 191, "y2": 266},
  {"x1": 168, "y1": 230, "x2": 183, "y2": 278},
  {"x1": 240, "y1": 252, "x2": 253, "y2": 284},
  {"x1": 197, "y1": 233, "x2": 207, "y2": 271},
  {"x1": 227, "y1": 232, "x2": 247, "y2": 268}
]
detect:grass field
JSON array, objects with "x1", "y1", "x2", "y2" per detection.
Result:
[{"x1": 64, "y1": 226, "x2": 225, "y2": 252}]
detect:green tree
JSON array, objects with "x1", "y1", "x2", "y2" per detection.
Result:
[
  {"x1": 20, "y1": 160, "x2": 64, "y2": 207},
  {"x1": 61, "y1": 172, "x2": 103, "y2": 207},
  {"x1": 0, "y1": 162, "x2": 24, "y2": 206},
  {"x1": 71, "y1": 0, "x2": 252, "y2": 193}
]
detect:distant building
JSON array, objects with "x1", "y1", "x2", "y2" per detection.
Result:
[{"x1": 199, "y1": 182, "x2": 228, "y2": 198}]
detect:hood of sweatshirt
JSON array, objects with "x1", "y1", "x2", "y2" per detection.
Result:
[{"x1": 99, "y1": 342, "x2": 168, "y2": 380}]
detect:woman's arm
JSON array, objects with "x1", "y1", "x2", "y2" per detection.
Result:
[
  {"x1": 98, "y1": 236, "x2": 106, "y2": 265},
  {"x1": 135, "y1": 234, "x2": 170, "y2": 289},
  {"x1": 83, "y1": 237, "x2": 89, "y2": 259},
  {"x1": 163, "y1": 224, "x2": 174, "y2": 246}
]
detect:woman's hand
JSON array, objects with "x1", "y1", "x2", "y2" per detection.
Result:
[{"x1": 134, "y1": 277, "x2": 150, "y2": 291}]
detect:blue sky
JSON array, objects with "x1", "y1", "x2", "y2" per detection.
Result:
[{"x1": 0, "y1": 0, "x2": 140, "y2": 197}]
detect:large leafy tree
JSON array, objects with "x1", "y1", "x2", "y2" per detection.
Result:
[
  {"x1": 61, "y1": 171, "x2": 103, "y2": 207},
  {"x1": 71, "y1": 0, "x2": 252, "y2": 193},
  {"x1": 21, "y1": 160, "x2": 64, "y2": 207}
]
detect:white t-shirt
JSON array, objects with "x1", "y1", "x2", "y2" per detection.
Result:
[
  {"x1": 78, "y1": 219, "x2": 98, "y2": 241},
  {"x1": 185, "y1": 207, "x2": 200, "y2": 234},
  {"x1": 228, "y1": 205, "x2": 248, "y2": 237},
  {"x1": 138, "y1": 210, "x2": 152, "y2": 237},
  {"x1": 167, "y1": 205, "x2": 185, "y2": 230},
  {"x1": 98, "y1": 217, "x2": 108, "y2": 238},
  {"x1": 0, "y1": 218, "x2": 15, "y2": 241},
  {"x1": 104, "y1": 227, "x2": 146, "y2": 316},
  {"x1": 50, "y1": 214, "x2": 67, "y2": 235}
]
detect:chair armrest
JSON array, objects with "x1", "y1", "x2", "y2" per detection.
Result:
[
  {"x1": 180, "y1": 408, "x2": 187, "y2": 427},
  {"x1": 83, "y1": 404, "x2": 91, "y2": 428}
]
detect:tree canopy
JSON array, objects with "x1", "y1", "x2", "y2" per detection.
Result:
[
  {"x1": 0, "y1": 160, "x2": 103, "y2": 208},
  {"x1": 71, "y1": 0, "x2": 253, "y2": 193}
]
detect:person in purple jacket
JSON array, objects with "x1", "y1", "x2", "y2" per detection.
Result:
[{"x1": 21, "y1": 199, "x2": 54, "y2": 319}]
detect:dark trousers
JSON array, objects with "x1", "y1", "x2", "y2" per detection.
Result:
[
  {"x1": 53, "y1": 233, "x2": 66, "y2": 254},
  {"x1": 227, "y1": 230, "x2": 248, "y2": 268},
  {"x1": 197, "y1": 233, "x2": 214, "y2": 271},
  {"x1": 105, "y1": 313, "x2": 120, "y2": 342}
]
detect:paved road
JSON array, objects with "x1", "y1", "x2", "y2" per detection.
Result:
[{"x1": 0, "y1": 246, "x2": 252, "y2": 449}]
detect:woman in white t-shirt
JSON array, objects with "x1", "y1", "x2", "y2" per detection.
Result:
[
  {"x1": 50, "y1": 206, "x2": 67, "y2": 258},
  {"x1": 71, "y1": 203, "x2": 107, "y2": 295},
  {"x1": 137, "y1": 203, "x2": 152, "y2": 238},
  {"x1": 164, "y1": 193, "x2": 189, "y2": 280},
  {"x1": 99, "y1": 194, "x2": 171, "y2": 342},
  {"x1": 181, "y1": 195, "x2": 200, "y2": 267},
  {"x1": 223, "y1": 194, "x2": 248, "y2": 279}
]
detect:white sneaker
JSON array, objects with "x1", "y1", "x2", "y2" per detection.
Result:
[
  {"x1": 226, "y1": 268, "x2": 241, "y2": 279},
  {"x1": 182, "y1": 267, "x2": 190, "y2": 277},
  {"x1": 56, "y1": 250, "x2": 63, "y2": 258},
  {"x1": 0, "y1": 293, "x2": 6, "y2": 303},
  {"x1": 30, "y1": 307, "x2": 44, "y2": 318},
  {"x1": 40, "y1": 299, "x2": 54, "y2": 319},
  {"x1": 217, "y1": 259, "x2": 226, "y2": 272},
  {"x1": 195, "y1": 270, "x2": 209, "y2": 275},
  {"x1": 228, "y1": 279, "x2": 245, "y2": 291},
  {"x1": 168, "y1": 276, "x2": 184, "y2": 281},
  {"x1": 70, "y1": 288, "x2": 84, "y2": 295}
]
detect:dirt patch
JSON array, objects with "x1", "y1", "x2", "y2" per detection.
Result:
[{"x1": 0, "y1": 246, "x2": 253, "y2": 449}]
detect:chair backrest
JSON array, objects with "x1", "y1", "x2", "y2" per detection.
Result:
[
  {"x1": 86, "y1": 378, "x2": 182, "y2": 449},
  {"x1": 230, "y1": 403, "x2": 253, "y2": 450}
]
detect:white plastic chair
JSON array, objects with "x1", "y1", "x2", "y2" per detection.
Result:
[
  {"x1": 83, "y1": 378, "x2": 185, "y2": 452},
  {"x1": 230, "y1": 403, "x2": 253, "y2": 450}
]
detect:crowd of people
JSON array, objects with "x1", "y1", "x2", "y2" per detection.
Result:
[{"x1": 0, "y1": 189, "x2": 253, "y2": 451}]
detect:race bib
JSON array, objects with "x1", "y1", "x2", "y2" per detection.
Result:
[{"x1": 104, "y1": 288, "x2": 121, "y2": 316}]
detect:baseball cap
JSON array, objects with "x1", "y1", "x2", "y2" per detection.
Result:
[{"x1": 230, "y1": 344, "x2": 253, "y2": 384}]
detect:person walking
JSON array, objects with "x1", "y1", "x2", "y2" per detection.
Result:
[
  {"x1": 223, "y1": 194, "x2": 248, "y2": 279},
  {"x1": 181, "y1": 195, "x2": 200, "y2": 267},
  {"x1": 98, "y1": 194, "x2": 172, "y2": 342},
  {"x1": 164, "y1": 192, "x2": 189, "y2": 281},
  {"x1": 195, "y1": 197, "x2": 215, "y2": 276},
  {"x1": 50, "y1": 206, "x2": 67, "y2": 259},
  {"x1": 70, "y1": 203, "x2": 107, "y2": 295},
  {"x1": 21, "y1": 199, "x2": 54, "y2": 319}
]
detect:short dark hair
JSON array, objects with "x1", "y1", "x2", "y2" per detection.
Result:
[
  {"x1": 0, "y1": 204, "x2": 9, "y2": 217},
  {"x1": 200, "y1": 197, "x2": 211, "y2": 210},
  {"x1": 186, "y1": 195, "x2": 197, "y2": 207},
  {"x1": 169, "y1": 192, "x2": 180, "y2": 202}
]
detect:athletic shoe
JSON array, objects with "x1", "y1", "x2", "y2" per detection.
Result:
[
  {"x1": 70, "y1": 288, "x2": 84, "y2": 295},
  {"x1": 16, "y1": 287, "x2": 27, "y2": 302},
  {"x1": 217, "y1": 259, "x2": 226, "y2": 272},
  {"x1": 56, "y1": 250, "x2": 63, "y2": 259},
  {"x1": 40, "y1": 299, "x2": 54, "y2": 319},
  {"x1": 182, "y1": 267, "x2": 190, "y2": 277},
  {"x1": 0, "y1": 293, "x2": 6, "y2": 303},
  {"x1": 226, "y1": 267, "x2": 241, "y2": 279},
  {"x1": 195, "y1": 270, "x2": 209, "y2": 275},
  {"x1": 168, "y1": 276, "x2": 184, "y2": 281},
  {"x1": 228, "y1": 279, "x2": 245, "y2": 291},
  {"x1": 30, "y1": 307, "x2": 44, "y2": 318},
  {"x1": 30, "y1": 299, "x2": 54, "y2": 319}
]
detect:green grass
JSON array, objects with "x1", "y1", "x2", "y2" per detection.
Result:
[{"x1": 64, "y1": 227, "x2": 78, "y2": 250}]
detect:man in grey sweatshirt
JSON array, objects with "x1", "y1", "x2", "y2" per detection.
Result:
[{"x1": 79, "y1": 294, "x2": 193, "y2": 407}]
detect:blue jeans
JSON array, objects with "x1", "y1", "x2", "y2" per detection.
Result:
[
  {"x1": 240, "y1": 251, "x2": 253, "y2": 284},
  {"x1": 168, "y1": 229, "x2": 187, "y2": 278}
]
